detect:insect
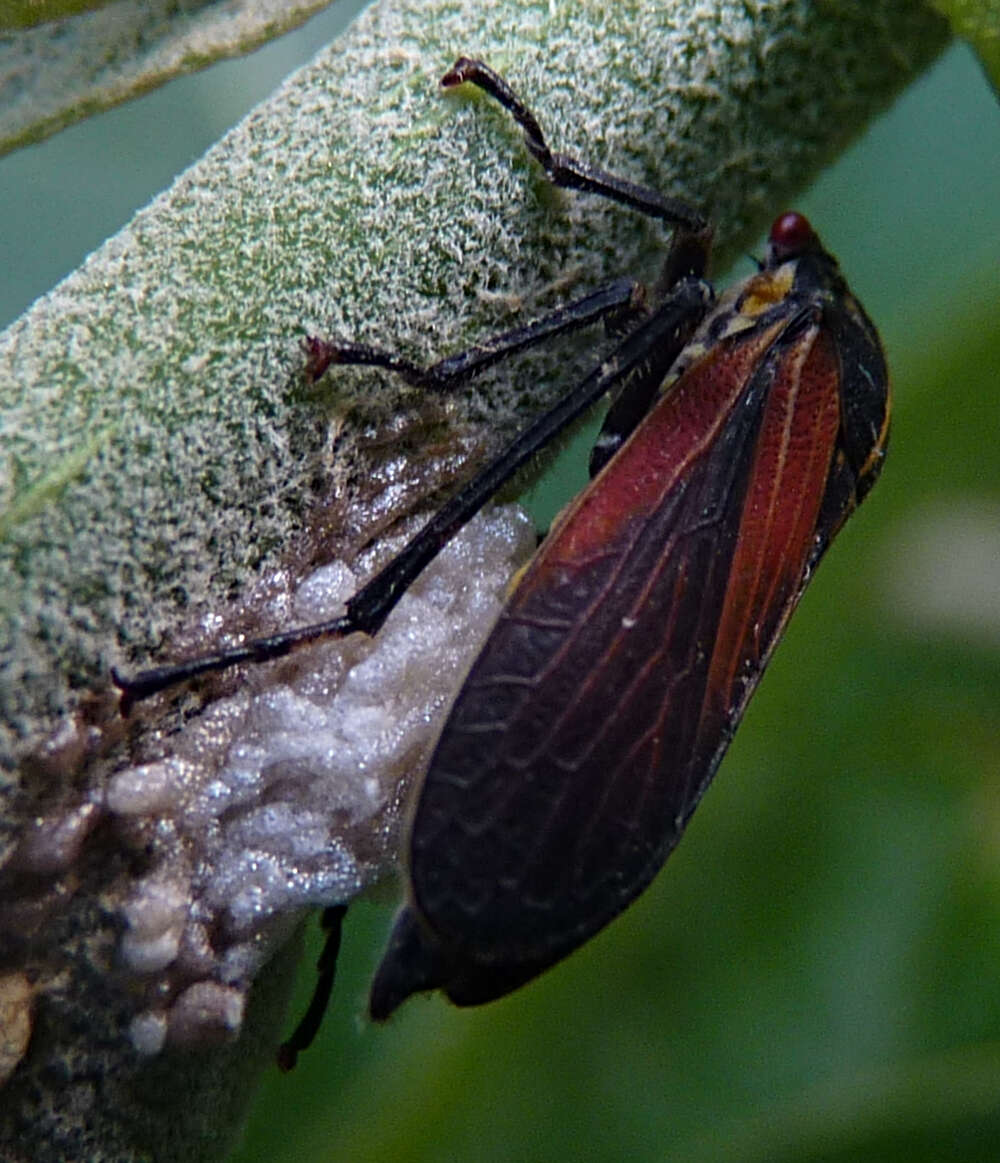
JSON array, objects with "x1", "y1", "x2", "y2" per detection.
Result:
[{"x1": 115, "y1": 58, "x2": 889, "y2": 1061}]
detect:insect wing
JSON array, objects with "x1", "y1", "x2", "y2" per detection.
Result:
[{"x1": 407, "y1": 306, "x2": 848, "y2": 984}]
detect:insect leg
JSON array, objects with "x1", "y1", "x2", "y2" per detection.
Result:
[
  {"x1": 304, "y1": 277, "x2": 647, "y2": 384},
  {"x1": 441, "y1": 58, "x2": 707, "y2": 233},
  {"x1": 275, "y1": 904, "x2": 347, "y2": 1071},
  {"x1": 590, "y1": 228, "x2": 715, "y2": 476},
  {"x1": 113, "y1": 279, "x2": 710, "y2": 708}
]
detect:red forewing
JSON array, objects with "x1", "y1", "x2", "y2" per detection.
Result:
[{"x1": 409, "y1": 304, "x2": 854, "y2": 969}]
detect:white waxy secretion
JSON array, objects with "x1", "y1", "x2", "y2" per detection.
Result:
[{"x1": 105, "y1": 504, "x2": 536, "y2": 1051}]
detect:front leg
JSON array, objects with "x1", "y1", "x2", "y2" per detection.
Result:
[{"x1": 441, "y1": 58, "x2": 706, "y2": 233}]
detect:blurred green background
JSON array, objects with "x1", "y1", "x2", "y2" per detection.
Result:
[{"x1": 3, "y1": 9, "x2": 999, "y2": 1163}]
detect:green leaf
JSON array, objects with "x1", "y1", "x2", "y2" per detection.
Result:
[
  {"x1": 931, "y1": 0, "x2": 1000, "y2": 89},
  {"x1": 0, "y1": 0, "x2": 123, "y2": 32},
  {"x1": 0, "y1": 0, "x2": 337, "y2": 155}
]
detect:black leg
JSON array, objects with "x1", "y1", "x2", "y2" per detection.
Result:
[
  {"x1": 590, "y1": 228, "x2": 715, "y2": 476},
  {"x1": 112, "y1": 277, "x2": 710, "y2": 709},
  {"x1": 113, "y1": 59, "x2": 716, "y2": 709},
  {"x1": 441, "y1": 57, "x2": 707, "y2": 233},
  {"x1": 304, "y1": 277, "x2": 646, "y2": 384},
  {"x1": 276, "y1": 904, "x2": 348, "y2": 1071}
]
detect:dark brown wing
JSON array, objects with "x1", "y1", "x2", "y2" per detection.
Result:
[{"x1": 408, "y1": 307, "x2": 844, "y2": 974}]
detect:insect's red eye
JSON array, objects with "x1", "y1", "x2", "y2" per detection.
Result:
[{"x1": 768, "y1": 211, "x2": 818, "y2": 259}]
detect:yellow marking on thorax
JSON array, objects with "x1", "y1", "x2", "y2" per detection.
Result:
[{"x1": 737, "y1": 263, "x2": 796, "y2": 318}]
